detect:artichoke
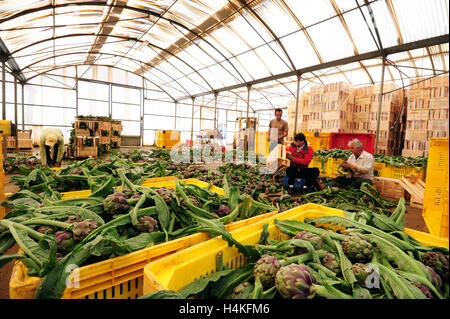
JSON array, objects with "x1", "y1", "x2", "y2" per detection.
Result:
[
  {"x1": 293, "y1": 231, "x2": 324, "y2": 254},
  {"x1": 216, "y1": 205, "x2": 232, "y2": 217},
  {"x1": 65, "y1": 215, "x2": 82, "y2": 224},
  {"x1": 55, "y1": 230, "x2": 75, "y2": 253},
  {"x1": 321, "y1": 251, "x2": 340, "y2": 274},
  {"x1": 55, "y1": 253, "x2": 64, "y2": 259},
  {"x1": 103, "y1": 192, "x2": 130, "y2": 214},
  {"x1": 351, "y1": 263, "x2": 369, "y2": 285},
  {"x1": 136, "y1": 216, "x2": 158, "y2": 233},
  {"x1": 73, "y1": 219, "x2": 98, "y2": 241},
  {"x1": 421, "y1": 251, "x2": 449, "y2": 281},
  {"x1": 425, "y1": 266, "x2": 442, "y2": 290},
  {"x1": 156, "y1": 188, "x2": 173, "y2": 205},
  {"x1": 231, "y1": 282, "x2": 254, "y2": 299},
  {"x1": 411, "y1": 282, "x2": 433, "y2": 299},
  {"x1": 121, "y1": 188, "x2": 134, "y2": 198},
  {"x1": 341, "y1": 234, "x2": 373, "y2": 263},
  {"x1": 275, "y1": 264, "x2": 316, "y2": 299},
  {"x1": 253, "y1": 255, "x2": 282, "y2": 288},
  {"x1": 180, "y1": 195, "x2": 202, "y2": 208}
]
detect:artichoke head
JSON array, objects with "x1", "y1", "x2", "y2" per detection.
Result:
[
  {"x1": 341, "y1": 234, "x2": 373, "y2": 263},
  {"x1": 421, "y1": 251, "x2": 449, "y2": 281},
  {"x1": 73, "y1": 219, "x2": 98, "y2": 241},
  {"x1": 103, "y1": 192, "x2": 130, "y2": 214},
  {"x1": 253, "y1": 254, "x2": 282, "y2": 288},
  {"x1": 275, "y1": 264, "x2": 316, "y2": 299}
]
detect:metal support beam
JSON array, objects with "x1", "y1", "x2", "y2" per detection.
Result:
[
  {"x1": 174, "y1": 34, "x2": 449, "y2": 102},
  {"x1": 190, "y1": 97, "x2": 195, "y2": 145},
  {"x1": 1, "y1": 61, "x2": 5, "y2": 120},
  {"x1": 214, "y1": 92, "x2": 218, "y2": 130},
  {"x1": 246, "y1": 85, "x2": 251, "y2": 128},
  {"x1": 14, "y1": 76, "x2": 17, "y2": 129},
  {"x1": 293, "y1": 74, "x2": 301, "y2": 135},
  {"x1": 174, "y1": 102, "x2": 177, "y2": 129},
  {"x1": 21, "y1": 83, "x2": 25, "y2": 130},
  {"x1": 374, "y1": 58, "x2": 386, "y2": 155}
]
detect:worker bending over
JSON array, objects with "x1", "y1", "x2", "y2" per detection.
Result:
[
  {"x1": 40, "y1": 128, "x2": 65, "y2": 168},
  {"x1": 328, "y1": 138, "x2": 374, "y2": 189},
  {"x1": 285, "y1": 133, "x2": 320, "y2": 195}
]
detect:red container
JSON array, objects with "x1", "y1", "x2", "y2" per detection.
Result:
[{"x1": 329, "y1": 133, "x2": 375, "y2": 154}]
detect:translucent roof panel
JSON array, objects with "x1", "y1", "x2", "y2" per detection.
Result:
[{"x1": 0, "y1": 0, "x2": 447, "y2": 103}]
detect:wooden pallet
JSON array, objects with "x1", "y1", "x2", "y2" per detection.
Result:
[
  {"x1": 399, "y1": 176, "x2": 425, "y2": 209},
  {"x1": 373, "y1": 176, "x2": 404, "y2": 200}
]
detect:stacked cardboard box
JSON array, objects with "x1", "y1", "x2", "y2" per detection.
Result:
[
  {"x1": 72, "y1": 117, "x2": 122, "y2": 158},
  {"x1": 16, "y1": 129, "x2": 33, "y2": 149},
  {"x1": 287, "y1": 92, "x2": 309, "y2": 135},
  {"x1": 306, "y1": 82, "x2": 352, "y2": 133},
  {"x1": 402, "y1": 75, "x2": 449, "y2": 157},
  {"x1": 367, "y1": 83, "x2": 404, "y2": 156}
]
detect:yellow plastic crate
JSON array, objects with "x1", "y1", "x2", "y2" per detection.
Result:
[
  {"x1": 9, "y1": 178, "x2": 277, "y2": 299},
  {"x1": 375, "y1": 164, "x2": 425, "y2": 180},
  {"x1": 59, "y1": 176, "x2": 176, "y2": 199},
  {"x1": 423, "y1": 138, "x2": 449, "y2": 238},
  {"x1": 143, "y1": 203, "x2": 449, "y2": 295},
  {"x1": 304, "y1": 132, "x2": 330, "y2": 151}
]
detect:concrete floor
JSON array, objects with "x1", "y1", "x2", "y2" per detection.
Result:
[{"x1": 0, "y1": 149, "x2": 430, "y2": 299}]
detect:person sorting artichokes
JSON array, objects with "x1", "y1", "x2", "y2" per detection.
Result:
[
  {"x1": 40, "y1": 128, "x2": 65, "y2": 168},
  {"x1": 327, "y1": 138, "x2": 374, "y2": 189},
  {"x1": 285, "y1": 133, "x2": 320, "y2": 195}
]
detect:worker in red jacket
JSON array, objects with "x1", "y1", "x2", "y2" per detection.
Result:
[{"x1": 285, "y1": 133, "x2": 320, "y2": 195}]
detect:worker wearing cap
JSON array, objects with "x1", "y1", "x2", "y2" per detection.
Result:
[{"x1": 40, "y1": 128, "x2": 65, "y2": 168}]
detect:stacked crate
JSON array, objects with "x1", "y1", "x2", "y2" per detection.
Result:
[
  {"x1": 307, "y1": 82, "x2": 352, "y2": 133},
  {"x1": 350, "y1": 85, "x2": 373, "y2": 133},
  {"x1": 402, "y1": 75, "x2": 449, "y2": 157},
  {"x1": 17, "y1": 129, "x2": 33, "y2": 149},
  {"x1": 287, "y1": 92, "x2": 309, "y2": 135},
  {"x1": 367, "y1": 83, "x2": 403, "y2": 156},
  {"x1": 111, "y1": 121, "x2": 122, "y2": 148}
]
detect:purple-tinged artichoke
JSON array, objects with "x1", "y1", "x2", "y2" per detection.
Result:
[
  {"x1": 55, "y1": 231, "x2": 75, "y2": 253},
  {"x1": 421, "y1": 251, "x2": 449, "y2": 281},
  {"x1": 136, "y1": 216, "x2": 158, "y2": 233},
  {"x1": 321, "y1": 251, "x2": 340, "y2": 274},
  {"x1": 351, "y1": 263, "x2": 369, "y2": 285},
  {"x1": 216, "y1": 205, "x2": 232, "y2": 217},
  {"x1": 65, "y1": 215, "x2": 82, "y2": 224},
  {"x1": 341, "y1": 234, "x2": 373, "y2": 263},
  {"x1": 231, "y1": 282, "x2": 254, "y2": 299},
  {"x1": 275, "y1": 264, "x2": 317, "y2": 299},
  {"x1": 36, "y1": 225, "x2": 54, "y2": 235},
  {"x1": 72, "y1": 219, "x2": 98, "y2": 241},
  {"x1": 293, "y1": 231, "x2": 324, "y2": 254},
  {"x1": 55, "y1": 253, "x2": 64, "y2": 259},
  {"x1": 253, "y1": 255, "x2": 282, "y2": 288},
  {"x1": 425, "y1": 266, "x2": 442, "y2": 290},
  {"x1": 412, "y1": 282, "x2": 433, "y2": 299},
  {"x1": 103, "y1": 192, "x2": 130, "y2": 214},
  {"x1": 180, "y1": 195, "x2": 202, "y2": 208},
  {"x1": 156, "y1": 188, "x2": 173, "y2": 205}
]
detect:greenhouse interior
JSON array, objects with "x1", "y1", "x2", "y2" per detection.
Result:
[{"x1": 0, "y1": 0, "x2": 448, "y2": 301}]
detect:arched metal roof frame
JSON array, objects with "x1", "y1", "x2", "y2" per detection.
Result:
[
  {"x1": 0, "y1": 0, "x2": 447, "y2": 111},
  {"x1": 10, "y1": 33, "x2": 211, "y2": 96},
  {"x1": 24, "y1": 62, "x2": 180, "y2": 103},
  {"x1": 0, "y1": 1, "x2": 231, "y2": 92},
  {"x1": 21, "y1": 49, "x2": 191, "y2": 99}
]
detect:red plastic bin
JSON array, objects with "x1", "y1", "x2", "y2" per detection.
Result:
[{"x1": 329, "y1": 133, "x2": 375, "y2": 154}]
